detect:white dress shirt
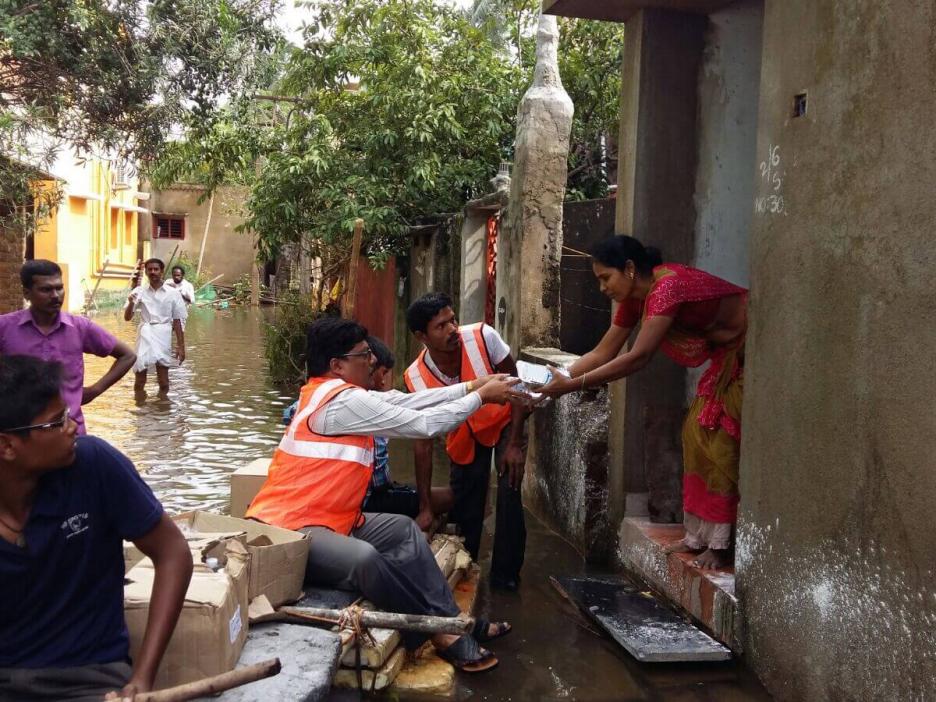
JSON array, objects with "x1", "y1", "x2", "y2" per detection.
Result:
[
  {"x1": 129, "y1": 284, "x2": 187, "y2": 325},
  {"x1": 166, "y1": 279, "x2": 196, "y2": 305},
  {"x1": 310, "y1": 382, "x2": 482, "y2": 439}
]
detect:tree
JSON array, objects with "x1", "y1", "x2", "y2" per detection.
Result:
[
  {"x1": 0, "y1": 0, "x2": 282, "y2": 233},
  {"x1": 242, "y1": 0, "x2": 519, "y2": 266}
]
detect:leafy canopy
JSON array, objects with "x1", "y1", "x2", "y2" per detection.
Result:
[{"x1": 0, "y1": 0, "x2": 282, "y2": 232}]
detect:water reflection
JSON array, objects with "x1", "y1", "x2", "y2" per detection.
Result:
[{"x1": 83, "y1": 307, "x2": 292, "y2": 514}]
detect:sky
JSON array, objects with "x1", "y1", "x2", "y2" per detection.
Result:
[{"x1": 276, "y1": 0, "x2": 475, "y2": 45}]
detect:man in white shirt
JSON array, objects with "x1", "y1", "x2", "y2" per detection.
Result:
[
  {"x1": 166, "y1": 265, "x2": 196, "y2": 305},
  {"x1": 124, "y1": 259, "x2": 186, "y2": 397},
  {"x1": 247, "y1": 317, "x2": 518, "y2": 673}
]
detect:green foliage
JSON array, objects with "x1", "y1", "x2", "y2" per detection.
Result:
[
  {"x1": 262, "y1": 289, "x2": 320, "y2": 389},
  {"x1": 242, "y1": 0, "x2": 519, "y2": 262},
  {"x1": 0, "y1": 0, "x2": 283, "y2": 233}
]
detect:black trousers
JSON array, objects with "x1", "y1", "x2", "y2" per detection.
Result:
[{"x1": 449, "y1": 427, "x2": 526, "y2": 582}]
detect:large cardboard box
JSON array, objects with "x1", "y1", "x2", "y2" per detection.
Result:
[
  {"x1": 174, "y1": 511, "x2": 307, "y2": 607},
  {"x1": 125, "y1": 540, "x2": 250, "y2": 688},
  {"x1": 123, "y1": 526, "x2": 247, "y2": 574},
  {"x1": 230, "y1": 457, "x2": 271, "y2": 518}
]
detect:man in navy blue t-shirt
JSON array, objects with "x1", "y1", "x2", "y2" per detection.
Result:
[{"x1": 0, "y1": 355, "x2": 193, "y2": 701}]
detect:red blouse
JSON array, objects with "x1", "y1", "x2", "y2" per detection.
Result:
[{"x1": 612, "y1": 263, "x2": 746, "y2": 333}]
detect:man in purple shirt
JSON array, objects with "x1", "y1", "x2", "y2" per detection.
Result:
[{"x1": 0, "y1": 260, "x2": 136, "y2": 435}]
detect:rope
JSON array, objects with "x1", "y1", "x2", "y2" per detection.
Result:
[{"x1": 336, "y1": 604, "x2": 377, "y2": 692}]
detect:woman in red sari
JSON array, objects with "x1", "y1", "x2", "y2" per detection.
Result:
[{"x1": 539, "y1": 235, "x2": 747, "y2": 569}]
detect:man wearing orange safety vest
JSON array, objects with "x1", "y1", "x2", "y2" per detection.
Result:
[
  {"x1": 247, "y1": 317, "x2": 518, "y2": 672},
  {"x1": 405, "y1": 293, "x2": 530, "y2": 591}
]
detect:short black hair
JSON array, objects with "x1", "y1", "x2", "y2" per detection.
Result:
[
  {"x1": 367, "y1": 335, "x2": 395, "y2": 370},
  {"x1": 0, "y1": 356, "x2": 63, "y2": 433},
  {"x1": 406, "y1": 292, "x2": 454, "y2": 334},
  {"x1": 20, "y1": 260, "x2": 62, "y2": 289},
  {"x1": 144, "y1": 257, "x2": 165, "y2": 271},
  {"x1": 171, "y1": 264, "x2": 185, "y2": 275},
  {"x1": 306, "y1": 317, "x2": 369, "y2": 378}
]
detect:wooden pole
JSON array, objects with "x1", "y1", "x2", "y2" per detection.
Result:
[
  {"x1": 84, "y1": 258, "x2": 110, "y2": 314},
  {"x1": 194, "y1": 274, "x2": 224, "y2": 295},
  {"x1": 164, "y1": 245, "x2": 180, "y2": 275},
  {"x1": 342, "y1": 218, "x2": 364, "y2": 318},
  {"x1": 196, "y1": 191, "x2": 215, "y2": 277},
  {"x1": 278, "y1": 606, "x2": 474, "y2": 635},
  {"x1": 135, "y1": 658, "x2": 281, "y2": 702}
]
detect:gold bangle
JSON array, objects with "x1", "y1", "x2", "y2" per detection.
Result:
[
  {"x1": 467, "y1": 379, "x2": 475, "y2": 393},
  {"x1": 580, "y1": 373, "x2": 587, "y2": 392}
]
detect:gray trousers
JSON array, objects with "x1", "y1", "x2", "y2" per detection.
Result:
[
  {"x1": 0, "y1": 661, "x2": 131, "y2": 702},
  {"x1": 302, "y1": 513, "x2": 460, "y2": 648}
]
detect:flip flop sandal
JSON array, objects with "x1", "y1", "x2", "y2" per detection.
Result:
[
  {"x1": 436, "y1": 635, "x2": 499, "y2": 673},
  {"x1": 473, "y1": 617, "x2": 513, "y2": 643}
]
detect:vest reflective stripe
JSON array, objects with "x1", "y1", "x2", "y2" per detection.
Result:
[
  {"x1": 404, "y1": 324, "x2": 511, "y2": 464},
  {"x1": 278, "y1": 436, "x2": 374, "y2": 466},
  {"x1": 405, "y1": 363, "x2": 429, "y2": 392},
  {"x1": 246, "y1": 377, "x2": 374, "y2": 534},
  {"x1": 288, "y1": 377, "x2": 346, "y2": 438},
  {"x1": 460, "y1": 324, "x2": 493, "y2": 378}
]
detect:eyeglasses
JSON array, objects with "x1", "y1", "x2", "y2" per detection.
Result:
[
  {"x1": 339, "y1": 347, "x2": 374, "y2": 360},
  {"x1": 0, "y1": 407, "x2": 71, "y2": 434}
]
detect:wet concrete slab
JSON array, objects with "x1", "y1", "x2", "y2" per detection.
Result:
[
  {"x1": 617, "y1": 517, "x2": 740, "y2": 650},
  {"x1": 213, "y1": 621, "x2": 341, "y2": 702},
  {"x1": 552, "y1": 575, "x2": 732, "y2": 663}
]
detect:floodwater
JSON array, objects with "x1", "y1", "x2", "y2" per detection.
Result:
[
  {"x1": 85, "y1": 310, "x2": 771, "y2": 701},
  {"x1": 83, "y1": 306, "x2": 294, "y2": 514}
]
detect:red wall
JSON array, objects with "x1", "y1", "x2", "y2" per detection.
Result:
[{"x1": 353, "y1": 256, "x2": 396, "y2": 348}]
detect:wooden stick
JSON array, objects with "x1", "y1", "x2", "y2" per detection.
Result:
[
  {"x1": 164, "y1": 246, "x2": 180, "y2": 275},
  {"x1": 196, "y1": 191, "x2": 215, "y2": 277},
  {"x1": 135, "y1": 658, "x2": 281, "y2": 702},
  {"x1": 342, "y1": 218, "x2": 364, "y2": 318},
  {"x1": 278, "y1": 606, "x2": 473, "y2": 635},
  {"x1": 194, "y1": 274, "x2": 224, "y2": 294},
  {"x1": 85, "y1": 258, "x2": 110, "y2": 314}
]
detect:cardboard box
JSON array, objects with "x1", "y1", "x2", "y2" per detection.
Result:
[
  {"x1": 123, "y1": 526, "x2": 247, "y2": 575},
  {"x1": 125, "y1": 540, "x2": 250, "y2": 688},
  {"x1": 174, "y1": 511, "x2": 307, "y2": 607},
  {"x1": 230, "y1": 457, "x2": 271, "y2": 518}
]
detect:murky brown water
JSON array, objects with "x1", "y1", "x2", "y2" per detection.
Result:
[
  {"x1": 83, "y1": 307, "x2": 293, "y2": 514},
  {"x1": 86, "y1": 310, "x2": 770, "y2": 701}
]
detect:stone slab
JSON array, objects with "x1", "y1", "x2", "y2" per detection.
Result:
[
  {"x1": 389, "y1": 648, "x2": 455, "y2": 696},
  {"x1": 212, "y1": 622, "x2": 341, "y2": 702},
  {"x1": 339, "y1": 625, "x2": 401, "y2": 669},
  {"x1": 552, "y1": 575, "x2": 731, "y2": 663},
  {"x1": 333, "y1": 646, "x2": 406, "y2": 691},
  {"x1": 617, "y1": 517, "x2": 739, "y2": 650}
]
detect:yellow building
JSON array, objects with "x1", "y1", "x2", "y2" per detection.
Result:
[{"x1": 33, "y1": 157, "x2": 150, "y2": 312}]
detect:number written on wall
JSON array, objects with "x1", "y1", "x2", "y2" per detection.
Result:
[{"x1": 754, "y1": 144, "x2": 787, "y2": 216}]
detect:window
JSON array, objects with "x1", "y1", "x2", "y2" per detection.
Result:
[{"x1": 154, "y1": 215, "x2": 185, "y2": 240}]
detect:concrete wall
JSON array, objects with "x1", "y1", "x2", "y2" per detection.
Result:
[
  {"x1": 738, "y1": 1, "x2": 936, "y2": 699},
  {"x1": 692, "y1": 0, "x2": 762, "y2": 286},
  {"x1": 522, "y1": 348, "x2": 614, "y2": 561},
  {"x1": 613, "y1": 9, "x2": 706, "y2": 523},
  {"x1": 147, "y1": 184, "x2": 255, "y2": 284},
  {"x1": 559, "y1": 198, "x2": 614, "y2": 355}
]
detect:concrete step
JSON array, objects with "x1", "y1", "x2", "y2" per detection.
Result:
[{"x1": 617, "y1": 517, "x2": 740, "y2": 651}]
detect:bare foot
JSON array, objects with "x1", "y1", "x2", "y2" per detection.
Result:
[
  {"x1": 664, "y1": 539, "x2": 702, "y2": 554},
  {"x1": 690, "y1": 548, "x2": 732, "y2": 570}
]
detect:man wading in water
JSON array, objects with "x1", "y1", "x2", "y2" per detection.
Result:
[{"x1": 124, "y1": 259, "x2": 187, "y2": 399}]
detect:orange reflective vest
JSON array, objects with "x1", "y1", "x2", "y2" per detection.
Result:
[
  {"x1": 404, "y1": 323, "x2": 511, "y2": 465},
  {"x1": 246, "y1": 377, "x2": 375, "y2": 534}
]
